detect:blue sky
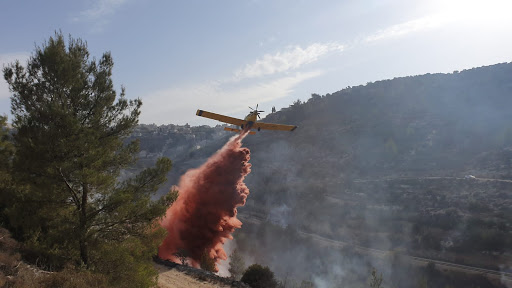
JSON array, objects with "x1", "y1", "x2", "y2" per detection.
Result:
[{"x1": 1, "y1": 0, "x2": 512, "y2": 125}]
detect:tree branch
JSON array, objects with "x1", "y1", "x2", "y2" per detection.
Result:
[{"x1": 58, "y1": 167, "x2": 80, "y2": 209}]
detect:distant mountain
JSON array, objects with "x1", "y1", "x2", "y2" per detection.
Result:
[{"x1": 132, "y1": 62, "x2": 512, "y2": 286}]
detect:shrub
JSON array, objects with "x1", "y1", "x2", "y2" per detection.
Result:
[
  {"x1": 200, "y1": 249, "x2": 216, "y2": 273},
  {"x1": 91, "y1": 237, "x2": 160, "y2": 288},
  {"x1": 173, "y1": 248, "x2": 189, "y2": 266},
  {"x1": 241, "y1": 264, "x2": 278, "y2": 288},
  {"x1": 0, "y1": 228, "x2": 21, "y2": 278},
  {"x1": 39, "y1": 266, "x2": 108, "y2": 288}
]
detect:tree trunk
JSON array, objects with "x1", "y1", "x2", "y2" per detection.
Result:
[{"x1": 79, "y1": 184, "x2": 89, "y2": 267}]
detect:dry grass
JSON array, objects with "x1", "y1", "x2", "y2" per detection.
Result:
[
  {"x1": 0, "y1": 226, "x2": 108, "y2": 288},
  {"x1": 155, "y1": 263, "x2": 240, "y2": 288},
  {"x1": 39, "y1": 266, "x2": 108, "y2": 288},
  {"x1": 0, "y1": 227, "x2": 43, "y2": 287}
]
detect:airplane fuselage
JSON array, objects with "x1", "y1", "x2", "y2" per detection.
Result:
[
  {"x1": 244, "y1": 112, "x2": 258, "y2": 122},
  {"x1": 241, "y1": 112, "x2": 258, "y2": 130}
]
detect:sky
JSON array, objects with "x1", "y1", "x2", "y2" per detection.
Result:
[{"x1": 1, "y1": 0, "x2": 512, "y2": 125}]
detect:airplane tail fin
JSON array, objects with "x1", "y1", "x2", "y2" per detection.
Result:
[{"x1": 224, "y1": 127, "x2": 256, "y2": 135}]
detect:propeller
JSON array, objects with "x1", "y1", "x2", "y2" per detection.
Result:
[{"x1": 249, "y1": 104, "x2": 264, "y2": 119}]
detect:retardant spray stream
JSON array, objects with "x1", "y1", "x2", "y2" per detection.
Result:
[{"x1": 158, "y1": 131, "x2": 251, "y2": 270}]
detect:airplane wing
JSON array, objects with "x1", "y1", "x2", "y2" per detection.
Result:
[
  {"x1": 252, "y1": 121, "x2": 298, "y2": 132},
  {"x1": 196, "y1": 110, "x2": 245, "y2": 126}
]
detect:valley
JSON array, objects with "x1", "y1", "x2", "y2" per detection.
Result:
[{"x1": 130, "y1": 62, "x2": 512, "y2": 287}]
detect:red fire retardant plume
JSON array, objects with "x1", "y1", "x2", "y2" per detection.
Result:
[{"x1": 158, "y1": 133, "x2": 251, "y2": 270}]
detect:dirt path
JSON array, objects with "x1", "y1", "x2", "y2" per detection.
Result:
[
  {"x1": 353, "y1": 176, "x2": 512, "y2": 183},
  {"x1": 154, "y1": 262, "x2": 249, "y2": 288},
  {"x1": 155, "y1": 263, "x2": 231, "y2": 288}
]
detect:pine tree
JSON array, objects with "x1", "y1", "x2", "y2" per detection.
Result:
[
  {"x1": 3, "y1": 32, "x2": 173, "y2": 282},
  {"x1": 228, "y1": 248, "x2": 245, "y2": 280},
  {"x1": 369, "y1": 268, "x2": 383, "y2": 288},
  {"x1": 0, "y1": 116, "x2": 14, "y2": 227},
  {"x1": 200, "y1": 249, "x2": 217, "y2": 272}
]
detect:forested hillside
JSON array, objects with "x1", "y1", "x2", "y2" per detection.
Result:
[{"x1": 134, "y1": 62, "x2": 512, "y2": 287}]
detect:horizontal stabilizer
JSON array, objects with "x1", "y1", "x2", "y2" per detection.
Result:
[{"x1": 224, "y1": 127, "x2": 256, "y2": 135}]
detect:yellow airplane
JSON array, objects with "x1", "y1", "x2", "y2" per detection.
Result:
[{"x1": 196, "y1": 104, "x2": 297, "y2": 135}]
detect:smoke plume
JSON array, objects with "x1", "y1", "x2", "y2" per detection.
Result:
[{"x1": 158, "y1": 132, "x2": 251, "y2": 270}]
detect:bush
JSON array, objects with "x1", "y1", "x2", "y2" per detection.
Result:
[
  {"x1": 241, "y1": 264, "x2": 278, "y2": 288},
  {"x1": 0, "y1": 228, "x2": 22, "y2": 281},
  {"x1": 200, "y1": 249, "x2": 216, "y2": 272},
  {"x1": 7, "y1": 266, "x2": 42, "y2": 288},
  {"x1": 0, "y1": 229, "x2": 21, "y2": 275},
  {"x1": 91, "y1": 237, "x2": 160, "y2": 288},
  {"x1": 173, "y1": 248, "x2": 189, "y2": 266},
  {"x1": 39, "y1": 266, "x2": 108, "y2": 288},
  {"x1": 0, "y1": 228, "x2": 46, "y2": 288}
]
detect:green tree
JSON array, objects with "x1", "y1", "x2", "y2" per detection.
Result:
[
  {"x1": 0, "y1": 116, "x2": 14, "y2": 227},
  {"x1": 200, "y1": 249, "x2": 216, "y2": 273},
  {"x1": 241, "y1": 264, "x2": 278, "y2": 288},
  {"x1": 228, "y1": 248, "x2": 246, "y2": 280},
  {"x1": 173, "y1": 248, "x2": 189, "y2": 266},
  {"x1": 3, "y1": 32, "x2": 173, "y2": 285},
  {"x1": 369, "y1": 267, "x2": 383, "y2": 288}
]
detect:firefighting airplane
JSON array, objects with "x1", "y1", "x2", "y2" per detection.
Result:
[{"x1": 196, "y1": 104, "x2": 297, "y2": 135}]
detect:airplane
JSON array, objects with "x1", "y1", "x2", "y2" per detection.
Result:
[{"x1": 196, "y1": 104, "x2": 297, "y2": 135}]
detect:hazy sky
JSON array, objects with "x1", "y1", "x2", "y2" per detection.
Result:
[{"x1": 1, "y1": 0, "x2": 511, "y2": 125}]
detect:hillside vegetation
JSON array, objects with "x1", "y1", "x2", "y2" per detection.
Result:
[{"x1": 133, "y1": 62, "x2": 512, "y2": 287}]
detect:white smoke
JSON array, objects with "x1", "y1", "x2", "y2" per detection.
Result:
[{"x1": 217, "y1": 239, "x2": 236, "y2": 277}]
